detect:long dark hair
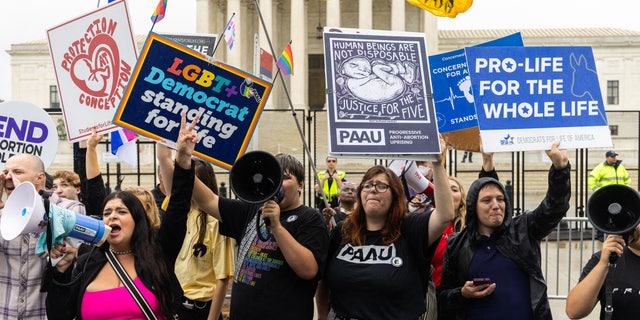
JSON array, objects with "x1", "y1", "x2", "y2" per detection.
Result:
[
  {"x1": 103, "y1": 191, "x2": 174, "y2": 317},
  {"x1": 342, "y1": 165, "x2": 407, "y2": 246},
  {"x1": 194, "y1": 160, "x2": 218, "y2": 246}
]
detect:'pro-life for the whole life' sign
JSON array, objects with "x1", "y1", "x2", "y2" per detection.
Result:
[{"x1": 465, "y1": 46, "x2": 612, "y2": 152}]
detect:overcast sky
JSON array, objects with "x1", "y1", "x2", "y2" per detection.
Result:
[{"x1": 1, "y1": 0, "x2": 637, "y2": 101}]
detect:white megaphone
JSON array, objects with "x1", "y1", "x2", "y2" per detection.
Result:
[
  {"x1": 1, "y1": 182, "x2": 111, "y2": 247},
  {"x1": 388, "y1": 160, "x2": 434, "y2": 196}
]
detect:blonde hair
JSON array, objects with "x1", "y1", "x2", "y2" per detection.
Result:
[
  {"x1": 125, "y1": 186, "x2": 161, "y2": 229},
  {"x1": 448, "y1": 176, "x2": 467, "y2": 231}
]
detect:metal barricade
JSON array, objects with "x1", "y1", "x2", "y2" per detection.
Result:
[{"x1": 542, "y1": 217, "x2": 598, "y2": 300}]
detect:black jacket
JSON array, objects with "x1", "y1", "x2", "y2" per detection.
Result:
[
  {"x1": 438, "y1": 164, "x2": 571, "y2": 320},
  {"x1": 45, "y1": 162, "x2": 195, "y2": 319}
]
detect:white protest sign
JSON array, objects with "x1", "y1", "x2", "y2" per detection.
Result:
[
  {"x1": 47, "y1": 0, "x2": 137, "y2": 142},
  {"x1": 0, "y1": 101, "x2": 59, "y2": 170}
]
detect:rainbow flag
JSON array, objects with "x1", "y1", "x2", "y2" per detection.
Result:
[
  {"x1": 276, "y1": 44, "x2": 294, "y2": 76},
  {"x1": 151, "y1": 0, "x2": 168, "y2": 23},
  {"x1": 110, "y1": 128, "x2": 138, "y2": 168}
]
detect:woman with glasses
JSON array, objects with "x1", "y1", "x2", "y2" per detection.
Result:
[{"x1": 316, "y1": 145, "x2": 454, "y2": 320}]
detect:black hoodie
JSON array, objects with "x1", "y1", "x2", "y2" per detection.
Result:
[{"x1": 438, "y1": 164, "x2": 571, "y2": 320}]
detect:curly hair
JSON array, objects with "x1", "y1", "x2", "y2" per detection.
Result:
[
  {"x1": 341, "y1": 165, "x2": 407, "y2": 246},
  {"x1": 52, "y1": 170, "x2": 81, "y2": 187}
]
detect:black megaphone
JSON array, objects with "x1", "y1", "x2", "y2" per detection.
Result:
[
  {"x1": 229, "y1": 150, "x2": 284, "y2": 204},
  {"x1": 229, "y1": 151, "x2": 284, "y2": 241},
  {"x1": 587, "y1": 184, "x2": 640, "y2": 236}
]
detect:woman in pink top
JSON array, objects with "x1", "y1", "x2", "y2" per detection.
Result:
[{"x1": 44, "y1": 115, "x2": 201, "y2": 319}]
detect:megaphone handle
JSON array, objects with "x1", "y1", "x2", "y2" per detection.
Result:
[
  {"x1": 264, "y1": 216, "x2": 271, "y2": 227},
  {"x1": 609, "y1": 252, "x2": 619, "y2": 265},
  {"x1": 256, "y1": 209, "x2": 273, "y2": 242}
]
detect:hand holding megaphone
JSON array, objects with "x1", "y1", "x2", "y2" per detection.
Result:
[
  {"x1": 50, "y1": 241, "x2": 78, "y2": 273},
  {"x1": 261, "y1": 200, "x2": 282, "y2": 229},
  {"x1": 599, "y1": 235, "x2": 626, "y2": 266}
]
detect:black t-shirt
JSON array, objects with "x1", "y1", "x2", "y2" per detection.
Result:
[
  {"x1": 218, "y1": 197, "x2": 329, "y2": 320},
  {"x1": 325, "y1": 212, "x2": 436, "y2": 319},
  {"x1": 579, "y1": 246, "x2": 640, "y2": 320}
]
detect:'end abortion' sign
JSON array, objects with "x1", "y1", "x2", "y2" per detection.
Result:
[
  {"x1": 113, "y1": 33, "x2": 272, "y2": 169},
  {"x1": 0, "y1": 101, "x2": 59, "y2": 170}
]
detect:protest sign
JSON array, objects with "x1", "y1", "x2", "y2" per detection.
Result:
[
  {"x1": 161, "y1": 33, "x2": 217, "y2": 57},
  {"x1": 465, "y1": 46, "x2": 612, "y2": 152},
  {"x1": 113, "y1": 32, "x2": 272, "y2": 169},
  {"x1": 429, "y1": 33, "x2": 523, "y2": 151},
  {"x1": 0, "y1": 101, "x2": 59, "y2": 170},
  {"x1": 323, "y1": 27, "x2": 440, "y2": 159},
  {"x1": 47, "y1": 0, "x2": 137, "y2": 142}
]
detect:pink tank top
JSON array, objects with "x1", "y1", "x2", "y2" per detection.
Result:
[{"x1": 81, "y1": 277, "x2": 163, "y2": 319}]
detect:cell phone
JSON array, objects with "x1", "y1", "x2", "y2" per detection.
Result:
[{"x1": 472, "y1": 278, "x2": 491, "y2": 286}]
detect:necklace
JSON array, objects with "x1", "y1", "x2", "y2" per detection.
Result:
[{"x1": 109, "y1": 248, "x2": 133, "y2": 255}]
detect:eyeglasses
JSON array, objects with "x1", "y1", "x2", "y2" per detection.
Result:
[
  {"x1": 341, "y1": 187, "x2": 357, "y2": 193},
  {"x1": 327, "y1": 159, "x2": 337, "y2": 163},
  {"x1": 361, "y1": 182, "x2": 390, "y2": 193}
]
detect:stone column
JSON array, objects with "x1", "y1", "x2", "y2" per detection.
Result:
[
  {"x1": 359, "y1": 0, "x2": 373, "y2": 29},
  {"x1": 226, "y1": 0, "x2": 241, "y2": 66},
  {"x1": 391, "y1": 0, "x2": 405, "y2": 31},
  {"x1": 289, "y1": 0, "x2": 308, "y2": 109},
  {"x1": 195, "y1": 0, "x2": 217, "y2": 34},
  {"x1": 257, "y1": 0, "x2": 275, "y2": 109},
  {"x1": 423, "y1": 11, "x2": 439, "y2": 54},
  {"x1": 326, "y1": 0, "x2": 340, "y2": 28}
]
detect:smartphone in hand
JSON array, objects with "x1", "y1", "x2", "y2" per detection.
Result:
[{"x1": 472, "y1": 278, "x2": 491, "y2": 286}]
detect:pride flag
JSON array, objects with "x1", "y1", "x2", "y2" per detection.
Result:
[
  {"x1": 110, "y1": 128, "x2": 138, "y2": 168},
  {"x1": 223, "y1": 17, "x2": 236, "y2": 51},
  {"x1": 151, "y1": 0, "x2": 168, "y2": 23},
  {"x1": 276, "y1": 44, "x2": 293, "y2": 76}
]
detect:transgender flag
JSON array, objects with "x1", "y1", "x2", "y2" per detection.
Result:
[
  {"x1": 223, "y1": 17, "x2": 236, "y2": 51},
  {"x1": 110, "y1": 128, "x2": 138, "y2": 168}
]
